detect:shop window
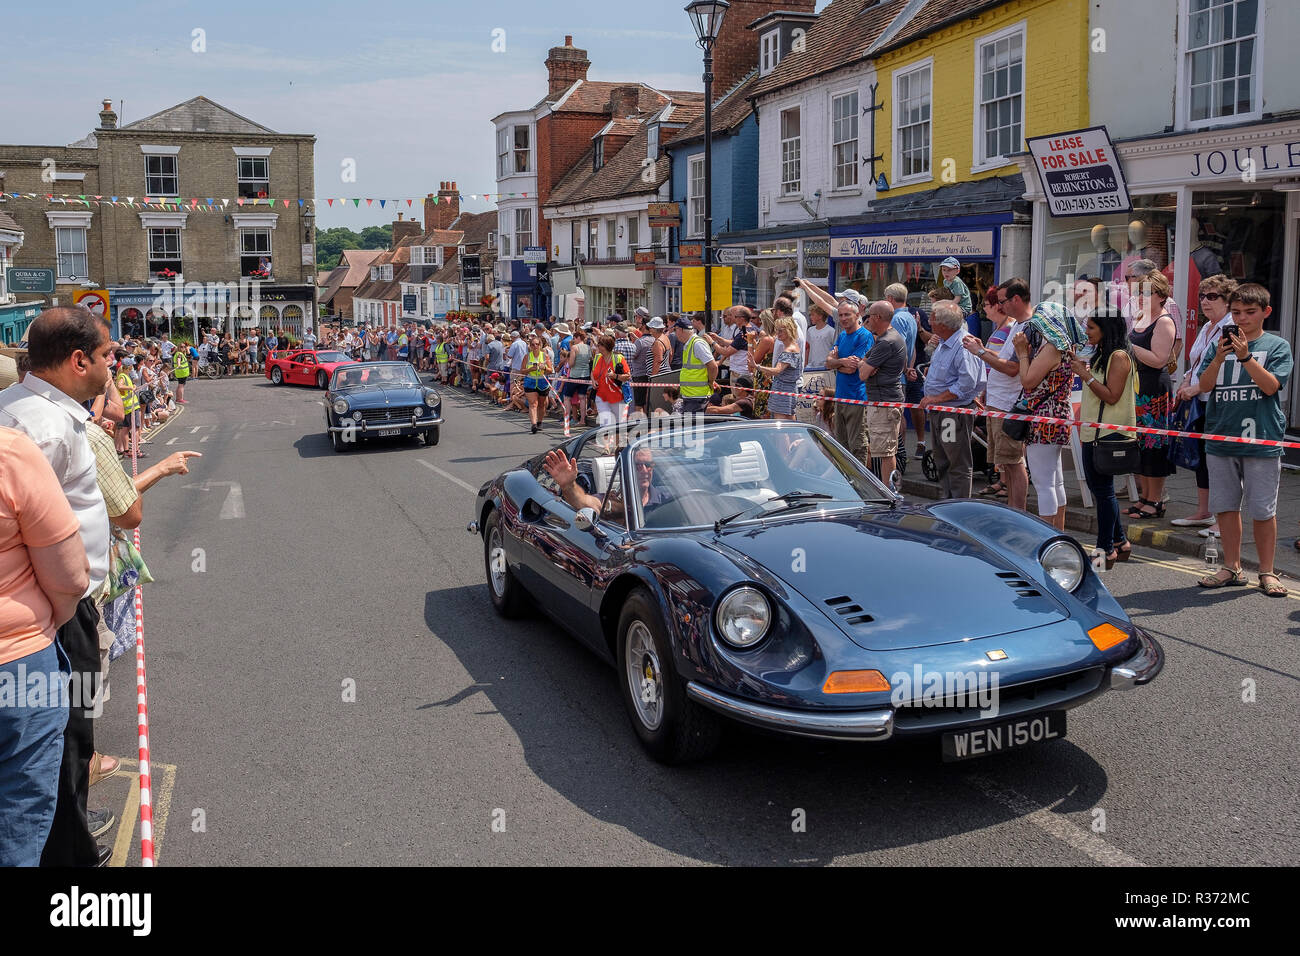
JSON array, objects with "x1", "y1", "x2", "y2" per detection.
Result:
[
  {"x1": 835, "y1": 259, "x2": 996, "y2": 327},
  {"x1": 975, "y1": 25, "x2": 1024, "y2": 167},
  {"x1": 1189, "y1": 189, "x2": 1284, "y2": 329},
  {"x1": 1183, "y1": 0, "x2": 1259, "y2": 126},
  {"x1": 238, "y1": 157, "x2": 269, "y2": 199}
]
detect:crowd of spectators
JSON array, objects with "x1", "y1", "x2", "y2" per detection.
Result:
[{"x1": 1, "y1": 306, "x2": 200, "y2": 867}]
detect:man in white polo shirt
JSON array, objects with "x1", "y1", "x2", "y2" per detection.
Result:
[{"x1": 0, "y1": 306, "x2": 115, "y2": 867}]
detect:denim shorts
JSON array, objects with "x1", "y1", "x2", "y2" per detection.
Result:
[{"x1": 0, "y1": 641, "x2": 69, "y2": 867}]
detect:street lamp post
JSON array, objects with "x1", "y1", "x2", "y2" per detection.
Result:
[{"x1": 686, "y1": 0, "x2": 728, "y2": 332}]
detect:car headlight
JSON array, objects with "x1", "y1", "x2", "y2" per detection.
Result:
[
  {"x1": 1040, "y1": 540, "x2": 1085, "y2": 592},
  {"x1": 715, "y1": 586, "x2": 772, "y2": 649},
  {"x1": 332, "y1": 399, "x2": 349, "y2": 415},
  {"x1": 424, "y1": 390, "x2": 440, "y2": 407}
]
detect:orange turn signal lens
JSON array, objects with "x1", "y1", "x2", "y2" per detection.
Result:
[
  {"x1": 822, "y1": 670, "x2": 892, "y2": 694},
  {"x1": 1088, "y1": 623, "x2": 1130, "y2": 651}
]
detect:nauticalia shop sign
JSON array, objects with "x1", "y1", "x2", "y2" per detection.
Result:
[{"x1": 832, "y1": 231, "x2": 995, "y2": 260}]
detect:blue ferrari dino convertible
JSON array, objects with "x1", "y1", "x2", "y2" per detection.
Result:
[{"x1": 468, "y1": 417, "x2": 1162, "y2": 764}]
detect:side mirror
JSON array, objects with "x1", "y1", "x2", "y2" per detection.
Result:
[{"x1": 574, "y1": 507, "x2": 602, "y2": 534}]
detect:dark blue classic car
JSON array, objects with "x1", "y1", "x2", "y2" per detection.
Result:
[
  {"x1": 469, "y1": 417, "x2": 1162, "y2": 764},
  {"x1": 324, "y1": 361, "x2": 443, "y2": 452}
]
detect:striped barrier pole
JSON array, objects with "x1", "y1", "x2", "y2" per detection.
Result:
[{"x1": 128, "y1": 433, "x2": 156, "y2": 867}]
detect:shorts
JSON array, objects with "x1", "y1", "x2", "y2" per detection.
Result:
[
  {"x1": 986, "y1": 407, "x2": 1026, "y2": 465},
  {"x1": 865, "y1": 405, "x2": 902, "y2": 456},
  {"x1": 596, "y1": 398, "x2": 626, "y2": 427},
  {"x1": 904, "y1": 376, "x2": 924, "y2": 406},
  {"x1": 523, "y1": 376, "x2": 548, "y2": 394},
  {"x1": 1207, "y1": 454, "x2": 1281, "y2": 521}
]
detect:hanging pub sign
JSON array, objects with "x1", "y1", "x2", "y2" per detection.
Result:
[
  {"x1": 647, "y1": 202, "x2": 680, "y2": 229},
  {"x1": 634, "y1": 251, "x2": 657, "y2": 272},
  {"x1": 461, "y1": 255, "x2": 481, "y2": 281},
  {"x1": 1026, "y1": 125, "x2": 1133, "y2": 218},
  {"x1": 679, "y1": 243, "x2": 703, "y2": 266}
]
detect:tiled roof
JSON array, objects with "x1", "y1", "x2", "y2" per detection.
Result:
[
  {"x1": 431, "y1": 253, "x2": 461, "y2": 285},
  {"x1": 451, "y1": 210, "x2": 497, "y2": 247},
  {"x1": 339, "y1": 248, "x2": 384, "y2": 287},
  {"x1": 547, "y1": 124, "x2": 666, "y2": 207},
  {"x1": 870, "y1": 0, "x2": 1012, "y2": 56},
  {"x1": 599, "y1": 117, "x2": 644, "y2": 139},
  {"x1": 748, "y1": 0, "x2": 910, "y2": 101},
  {"x1": 318, "y1": 265, "x2": 348, "y2": 304},
  {"x1": 0, "y1": 210, "x2": 22, "y2": 233},
  {"x1": 414, "y1": 228, "x2": 464, "y2": 247},
  {"x1": 666, "y1": 72, "x2": 760, "y2": 147},
  {"x1": 540, "y1": 81, "x2": 701, "y2": 114},
  {"x1": 118, "y1": 96, "x2": 279, "y2": 135}
]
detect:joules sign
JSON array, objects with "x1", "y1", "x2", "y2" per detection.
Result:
[{"x1": 1186, "y1": 141, "x2": 1300, "y2": 178}]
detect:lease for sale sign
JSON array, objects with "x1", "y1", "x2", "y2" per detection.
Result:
[{"x1": 1027, "y1": 126, "x2": 1132, "y2": 218}]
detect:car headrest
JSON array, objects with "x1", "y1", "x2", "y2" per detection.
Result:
[
  {"x1": 591, "y1": 456, "x2": 617, "y2": 495},
  {"x1": 719, "y1": 440, "x2": 769, "y2": 485}
]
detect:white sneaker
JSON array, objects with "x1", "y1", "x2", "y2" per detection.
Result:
[
  {"x1": 1172, "y1": 516, "x2": 1216, "y2": 527},
  {"x1": 1198, "y1": 525, "x2": 1220, "y2": 538}
]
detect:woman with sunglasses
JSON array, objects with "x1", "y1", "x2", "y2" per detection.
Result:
[{"x1": 1171, "y1": 275, "x2": 1237, "y2": 536}]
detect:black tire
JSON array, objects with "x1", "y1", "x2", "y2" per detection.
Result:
[
  {"x1": 424, "y1": 426, "x2": 440, "y2": 446},
  {"x1": 330, "y1": 427, "x2": 348, "y2": 453},
  {"x1": 483, "y1": 509, "x2": 528, "y2": 618},
  {"x1": 270, "y1": 367, "x2": 283, "y2": 385},
  {"x1": 617, "y1": 588, "x2": 722, "y2": 764},
  {"x1": 316, "y1": 370, "x2": 329, "y2": 389}
]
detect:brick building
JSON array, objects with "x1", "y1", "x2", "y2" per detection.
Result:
[{"x1": 0, "y1": 96, "x2": 316, "y2": 340}]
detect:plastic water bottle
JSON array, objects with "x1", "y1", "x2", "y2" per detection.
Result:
[{"x1": 1204, "y1": 541, "x2": 1220, "y2": 574}]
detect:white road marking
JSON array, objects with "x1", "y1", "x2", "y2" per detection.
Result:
[
  {"x1": 417, "y1": 459, "x2": 478, "y2": 494},
  {"x1": 218, "y1": 482, "x2": 245, "y2": 520},
  {"x1": 167, "y1": 437, "x2": 178, "y2": 446},
  {"x1": 200, "y1": 435, "x2": 209, "y2": 443},
  {"x1": 965, "y1": 773, "x2": 1143, "y2": 867},
  {"x1": 190, "y1": 426, "x2": 201, "y2": 434}
]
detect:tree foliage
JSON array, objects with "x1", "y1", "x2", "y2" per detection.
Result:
[{"x1": 316, "y1": 224, "x2": 394, "y2": 270}]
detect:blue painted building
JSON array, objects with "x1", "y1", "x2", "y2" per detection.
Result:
[{"x1": 665, "y1": 72, "x2": 763, "y2": 311}]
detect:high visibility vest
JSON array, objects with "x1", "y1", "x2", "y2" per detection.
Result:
[
  {"x1": 679, "y1": 334, "x2": 711, "y2": 398},
  {"x1": 117, "y1": 372, "x2": 139, "y2": 413},
  {"x1": 434, "y1": 343, "x2": 448, "y2": 363},
  {"x1": 172, "y1": 350, "x2": 190, "y2": 378},
  {"x1": 525, "y1": 349, "x2": 547, "y2": 376}
]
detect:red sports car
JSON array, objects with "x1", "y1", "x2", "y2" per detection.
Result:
[{"x1": 266, "y1": 349, "x2": 357, "y2": 389}]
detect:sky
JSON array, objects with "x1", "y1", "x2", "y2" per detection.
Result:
[{"x1": 3, "y1": 0, "x2": 799, "y2": 232}]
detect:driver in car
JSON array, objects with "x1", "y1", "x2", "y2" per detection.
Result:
[{"x1": 543, "y1": 446, "x2": 670, "y2": 522}]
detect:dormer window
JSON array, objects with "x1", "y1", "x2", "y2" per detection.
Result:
[
  {"x1": 647, "y1": 125, "x2": 659, "y2": 161},
  {"x1": 380, "y1": 264, "x2": 393, "y2": 281},
  {"x1": 760, "y1": 31, "x2": 780, "y2": 75},
  {"x1": 594, "y1": 137, "x2": 605, "y2": 172},
  {"x1": 370, "y1": 266, "x2": 379, "y2": 281}
]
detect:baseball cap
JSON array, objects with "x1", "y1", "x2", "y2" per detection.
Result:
[
  {"x1": 673, "y1": 317, "x2": 693, "y2": 330},
  {"x1": 940, "y1": 256, "x2": 961, "y2": 269}
]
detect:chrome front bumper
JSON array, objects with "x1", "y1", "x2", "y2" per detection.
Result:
[
  {"x1": 1108, "y1": 627, "x2": 1165, "y2": 689},
  {"x1": 327, "y1": 415, "x2": 443, "y2": 434},
  {"x1": 686, "y1": 683, "x2": 895, "y2": 741}
]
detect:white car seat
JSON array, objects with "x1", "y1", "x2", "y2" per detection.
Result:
[
  {"x1": 719, "y1": 441, "x2": 776, "y2": 504},
  {"x1": 591, "y1": 456, "x2": 618, "y2": 495}
]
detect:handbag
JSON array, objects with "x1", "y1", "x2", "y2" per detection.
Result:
[
  {"x1": 1090, "y1": 387, "x2": 1140, "y2": 476},
  {"x1": 105, "y1": 527, "x2": 154, "y2": 602},
  {"x1": 1001, "y1": 397, "x2": 1033, "y2": 442},
  {"x1": 1168, "y1": 397, "x2": 1202, "y2": 471}
]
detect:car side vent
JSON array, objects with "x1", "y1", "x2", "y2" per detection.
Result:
[
  {"x1": 995, "y1": 571, "x2": 1040, "y2": 597},
  {"x1": 825, "y1": 595, "x2": 874, "y2": 626}
]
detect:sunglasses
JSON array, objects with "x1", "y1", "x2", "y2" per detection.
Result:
[{"x1": 1199, "y1": 292, "x2": 1223, "y2": 301}]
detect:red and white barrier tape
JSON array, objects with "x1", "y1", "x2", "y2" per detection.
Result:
[
  {"x1": 128, "y1": 426, "x2": 156, "y2": 867},
  {"x1": 482, "y1": 367, "x2": 1300, "y2": 451}
]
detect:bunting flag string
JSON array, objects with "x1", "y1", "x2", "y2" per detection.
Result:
[{"x1": 1, "y1": 190, "x2": 535, "y2": 210}]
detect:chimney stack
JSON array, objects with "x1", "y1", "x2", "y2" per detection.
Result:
[
  {"x1": 424, "y1": 182, "x2": 461, "y2": 233},
  {"x1": 609, "y1": 86, "x2": 641, "y2": 117},
  {"x1": 545, "y1": 35, "x2": 590, "y2": 95},
  {"x1": 391, "y1": 211, "x2": 421, "y2": 246},
  {"x1": 99, "y1": 98, "x2": 117, "y2": 130}
]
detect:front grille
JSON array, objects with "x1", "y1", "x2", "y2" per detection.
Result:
[
  {"x1": 824, "y1": 595, "x2": 874, "y2": 626},
  {"x1": 359, "y1": 407, "x2": 416, "y2": 425},
  {"x1": 891, "y1": 667, "x2": 1105, "y2": 731}
]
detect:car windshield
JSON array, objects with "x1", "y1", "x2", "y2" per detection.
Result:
[
  {"x1": 332, "y1": 364, "x2": 421, "y2": 388},
  {"x1": 625, "y1": 422, "x2": 893, "y2": 531},
  {"x1": 314, "y1": 351, "x2": 350, "y2": 364}
]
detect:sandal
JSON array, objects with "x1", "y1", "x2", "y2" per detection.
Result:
[
  {"x1": 89, "y1": 751, "x2": 120, "y2": 787},
  {"x1": 1114, "y1": 542, "x2": 1132, "y2": 562},
  {"x1": 978, "y1": 483, "x2": 1005, "y2": 498},
  {"x1": 1124, "y1": 499, "x2": 1154, "y2": 518},
  {"x1": 1258, "y1": 573, "x2": 1288, "y2": 598},
  {"x1": 1198, "y1": 566, "x2": 1247, "y2": 589}
]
